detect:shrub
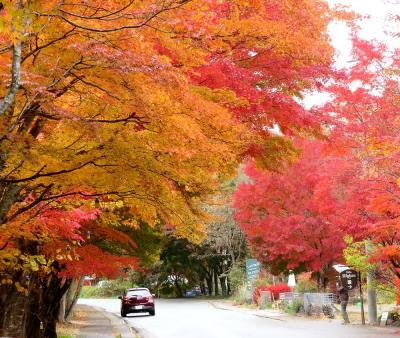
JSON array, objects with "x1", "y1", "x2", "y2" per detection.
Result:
[
  {"x1": 229, "y1": 262, "x2": 246, "y2": 293},
  {"x1": 253, "y1": 283, "x2": 291, "y2": 304},
  {"x1": 231, "y1": 283, "x2": 247, "y2": 305},
  {"x1": 285, "y1": 299, "x2": 304, "y2": 315}
]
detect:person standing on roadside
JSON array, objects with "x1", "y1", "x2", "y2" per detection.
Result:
[{"x1": 336, "y1": 278, "x2": 350, "y2": 324}]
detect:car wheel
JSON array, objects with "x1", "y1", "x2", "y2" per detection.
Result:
[{"x1": 149, "y1": 310, "x2": 155, "y2": 316}]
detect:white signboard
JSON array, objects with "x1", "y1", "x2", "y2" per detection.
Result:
[{"x1": 380, "y1": 311, "x2": 389, "y2": 326}]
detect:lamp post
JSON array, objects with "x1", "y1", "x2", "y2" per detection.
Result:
[{"x1": 365, "y1": 242, "x2": 377, "y2": 325}]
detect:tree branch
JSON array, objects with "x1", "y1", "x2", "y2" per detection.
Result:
[
  {"x1": 58, "y1": 1, "x2": 135, "y2": 21},
  {"x1": 87, "y1": 112, "x2": 149, "y2": 125},
  {"x1": 35, "y1": 0, "x2": 192, "y2": 33},
  {"x1": 6, "y1": 184, "x2": 54, "y2": 222},
  {"x1": 22, "y1": 27, "x2": 78, "y2": 63},
  {"x1": 1, "y1": 160, "x2": 116, "y2": 184}
]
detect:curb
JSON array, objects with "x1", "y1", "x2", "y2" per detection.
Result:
[
  {"x1": 208, "y1": 301, "x2": 232, "y2": 311},
  {"x1": 252, "y1": 313, "x2": 287, "y2": 321},
  {"x1": 121, "y1": 317, "x2": 143, "y2": 338},
  {"x1": 209, "y1": 300, "x2": 288, "y2": 322}
]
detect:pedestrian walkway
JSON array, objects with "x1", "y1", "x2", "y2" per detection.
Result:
[
  {"x1": 78, "y1": 305, "x2": 117, "y2": 338},
  {"x1": 66, "y1": 304, "x2": 133, "y2": 338}
]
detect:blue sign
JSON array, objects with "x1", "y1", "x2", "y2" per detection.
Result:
[{"x1": 246, "y1": 259, "x2": 261, "y2": 290}]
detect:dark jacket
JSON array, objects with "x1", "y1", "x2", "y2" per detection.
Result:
[
  {"x1": 336, "y1": 281, "x2": 349, "y2": 302},
  {"x1": 339, "y1": 287, "x2": 349, "y2": 302}
]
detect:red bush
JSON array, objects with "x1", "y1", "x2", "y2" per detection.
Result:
[{"x1": 253, "y1": 283, "x2": 292, "y2": 304}]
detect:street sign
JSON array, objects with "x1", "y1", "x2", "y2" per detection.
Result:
[
  {"x1": 246, "y1": 259, "x2": 261, "y2": 291},
  {"x1": 339, "y1": 269, "x2": 358, "y2": 290}
]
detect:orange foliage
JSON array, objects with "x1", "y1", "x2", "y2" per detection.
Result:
[{"x1": 0, "y1": 0, "x2": 336, "y2": 285}]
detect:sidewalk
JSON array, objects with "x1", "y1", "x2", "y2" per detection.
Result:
[
  {"x1": 58, "y1": 304, "x2": 134, "y2": 338},
  {"x1": 78, "y1": 305, "x2": 116, "y2": 338}
]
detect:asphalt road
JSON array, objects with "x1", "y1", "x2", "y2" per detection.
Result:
[{"x1": 78, "y1": 298, "x2": 398, "y2": 338}]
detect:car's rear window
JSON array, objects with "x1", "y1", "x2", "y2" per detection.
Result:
[{"x1": 126, "y1": 289, "x2": 150, "y2": 297}]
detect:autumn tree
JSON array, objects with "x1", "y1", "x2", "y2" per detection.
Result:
[
  {"x1": 0, "y1": 1, "x2": 244, "y2": 335},
  {"x1": 319, "y1": 37, "x2": 400, "y2": 293},
  {"x1": 191, "y1": 0, "x2": 337, "y2": 169},
  {"x1": 233, "y1": 140, "x2": 365, "y2": 288},
  {"x1": 198, "y1": 177, "x2": 247, "y2": 296},
  {"x1": 0, "y1": 0, "x2": 337, "y2": 336}
]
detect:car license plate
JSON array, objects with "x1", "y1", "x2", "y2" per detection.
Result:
[{"x1": 135, "y1": 305, "x2": 143, "y2": 310}]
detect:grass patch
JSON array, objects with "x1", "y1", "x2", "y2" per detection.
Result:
[
  {"x1": 79, "y1": 285, "x2": 124, "y2": 298},
  {"x1": 57, "y1": 322, "x2": 79, "y2": 338}
]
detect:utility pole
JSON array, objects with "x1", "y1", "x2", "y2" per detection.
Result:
[
  {"x1": 358, "y1": 271, "x2": 365, "y2": 325},
  {"x1": 366, "y1": 242, "x2": 377, "y2": 325}
]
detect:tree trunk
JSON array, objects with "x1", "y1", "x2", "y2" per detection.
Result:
[
  {"x1": 58, "y1": 294, "x2": 66, "y2": 323},
  {"x1": 200, "y1": 282, "x2": 206, "y2": 295},
  {"x1": 27, "y1": 271, "x2": 71, "y2": 338},
  {"x1": 227, "y1": 276, "x2": 231, "y2": 295},
  {"x1": 211, "y1": 272, "x2": 215, "y2": 296},
  {"x1": 206, "y1": 277, "x2": 212, "y2": 296},
  {"x1": 0, "y1": 238, "x2": 71, "y2": 338},
  {"x1": 219, "y1": 276, "x2": 227, "y2": 296},
  {"x1": 174, "y1": 278, "x2": 183, "y2": 297},
  {"x1": 58, "y1": 277, "x2": 84, "y2": 323},
  {"x1": 0, "y1": 273, "x2": 69, "y2": 338},
  {"x1": 65, "y1": 277, "x2": 84, "y2": 321},
  {"x1": 0, "y1": 283, "x2": 29, "y2": 338},
  {"x1": 214, "y1": 270, "x2": 219, "y2": 296},
  {"x1": 316, "y1": 271, "x2": 321, "y2": 292}
]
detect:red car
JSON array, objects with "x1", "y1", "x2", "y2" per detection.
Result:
[{"x1": 119, "y1": 288, "x2": 155, "y2": 317}]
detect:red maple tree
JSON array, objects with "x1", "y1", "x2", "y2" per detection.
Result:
[{"x1": 233, "y1": 139, "x2": 364, "y2": 284}]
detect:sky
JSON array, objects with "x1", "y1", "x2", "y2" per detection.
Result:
[
  {"x1": 301, "y1": 0, "x2": 400, "y2": 108},
  {"x1": 328, "y1": 0, "x2": 400, "y2": 67}
]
